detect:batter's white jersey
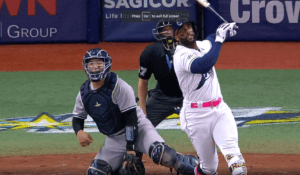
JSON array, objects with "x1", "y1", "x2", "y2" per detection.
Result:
[
  {"x1": 173, "y1": 40, "x2": 223, "y2": 103},
  {"x1": 173, "y1": 39, "x2": 245, "y2": 174}
]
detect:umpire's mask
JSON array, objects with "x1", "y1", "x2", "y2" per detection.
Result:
[{"x1": 152, "y1": 19, "x2": 176, "y2": 51}]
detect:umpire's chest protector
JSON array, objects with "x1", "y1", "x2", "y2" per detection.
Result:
[{"x1": 80, "y1": 72, "x2": 125, "y2": 136}]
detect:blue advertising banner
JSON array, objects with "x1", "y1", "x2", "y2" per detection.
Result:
[
  {"x1": 102, "y1": 0, "x2": 198, "y2": 42},
  {"x1": 206, "y1": 0, "x2": 300, "y2": 41},
  {"x1": 0, "y1": 0, "x2": 87, "y2": 43}
]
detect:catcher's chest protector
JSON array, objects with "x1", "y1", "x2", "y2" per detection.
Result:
[{"x1": 80, "y1": 72, "x2": 126, "y2": 136}]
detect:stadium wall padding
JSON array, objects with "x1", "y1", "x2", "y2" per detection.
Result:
[
  {"x1": 0, "y1": 0, "x2": 97, "y2": 44},
  {"x1": 1, "y1": 0, "x2": 299, "y2": 44},
  {"x1": 101, "y1": 0, "x2": 199, "y2": 42},
  {"x1": 203, "y1": 0, "x2": 219, "y2": 38},
  {"x1": 87, "y1": 0, "x2": 100, "y2": 44},
  {"x1": 205, "y1": 0, "x2": 300, "y2": 41}
]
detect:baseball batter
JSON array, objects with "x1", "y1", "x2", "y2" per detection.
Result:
[
  {"x1": 72, "y1": 48, "x2": 199, "y2": 175},
  {"x1": 173, "y1": 21, "x2": 247, "y2": 175}
]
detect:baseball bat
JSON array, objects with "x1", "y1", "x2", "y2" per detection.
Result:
[{"x1": 196, "y1": 0, "x2": 228, "y2": 23}]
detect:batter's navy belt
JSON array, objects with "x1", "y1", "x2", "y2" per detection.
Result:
[{"x1": 184, "y1": 98, "x2": 222, "y2": 108}]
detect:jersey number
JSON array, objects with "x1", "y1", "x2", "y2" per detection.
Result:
[{"x1": 139, "y1": 66, "x2": 147, "y2": 77}]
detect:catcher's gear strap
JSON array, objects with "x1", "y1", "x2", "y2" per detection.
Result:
[
  {"x1": 175, "y1": 154, "x2": 199, "y2": 175},
  {"x1": 149, "y1": 142, "x2": 177, "y2": 167},
  {"x1": 72, "y1": 117, "x2": 84, "y2": 135},
  {"x1": 87, "y1": 159, "x2": 112, "y2": 175},
  {"x1": 226, "y1": 154, "x2": 247, "y2": 175},
  {"x1": 119, "y1": 154, "x2": 145, "y2": 175},
  {"x1": 149, "y1": 142, "x2": 199, "y2": 175}
]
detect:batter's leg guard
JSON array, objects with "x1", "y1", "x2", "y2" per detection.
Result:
[
  {"x1": 149, "y1": 142, "x2": 199, "y2": 175},
  {"x1": 87, "y1": 159, "x2": 113, "y2": 175},
  {"x1": 225, "y1": 154, "x2": 247, "y2": 175}
]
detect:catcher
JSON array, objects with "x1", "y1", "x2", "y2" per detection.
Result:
[{"x1": 72, "y1": 48, "x2": 199, "y2": 175}]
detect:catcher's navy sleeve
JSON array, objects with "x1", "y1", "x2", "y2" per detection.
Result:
[
  {"x1": 190, "y1": 34, "x2": 222, "y2": 74},
  {"x1": 72, "y1": 117, "x2": 84, "y2": 135}
]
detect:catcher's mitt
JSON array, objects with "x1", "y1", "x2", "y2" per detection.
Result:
[{"x1": 119, "y1": 153, "x2": 145, "y2": 175}]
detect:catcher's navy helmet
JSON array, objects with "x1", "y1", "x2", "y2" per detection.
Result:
[
  {"x1": 152, "y1": 19, "x2": 175, "y2": 51},
  {"x1": 83, "y1": 48, "x2": 111, "y2": 82}
]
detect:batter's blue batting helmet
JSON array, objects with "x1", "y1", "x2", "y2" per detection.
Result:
[
  {"x1": 173, "y1": 18, "x2": 198, "y2": 37},
  {"x1": 83, "y1": 48, "x2": 112, "y2": 82}
]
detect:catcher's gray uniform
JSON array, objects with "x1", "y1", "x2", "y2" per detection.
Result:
[
  {"x1": 73, "y1": 48, "x2": 199, "y2": 175},
  {"x1": 73, "y1": 75, "x2": 164, "y2": 171}
]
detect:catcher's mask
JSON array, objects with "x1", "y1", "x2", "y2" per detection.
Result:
[
  {"x1": 152, "y1": 19, "x2": 175, "y2": 51},
  {"x1": 83, "y1": 48, "x2": 112, "y2": 82}
]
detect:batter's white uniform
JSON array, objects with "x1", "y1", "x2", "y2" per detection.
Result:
[{"x1": 173, "y1": 40, "x2": 243, "y2": 174}]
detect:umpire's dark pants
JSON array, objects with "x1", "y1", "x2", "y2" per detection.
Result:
[{"x1": 145, "y1": 88, "x2": 183, "y2": 127}]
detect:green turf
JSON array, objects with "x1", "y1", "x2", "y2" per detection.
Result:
[
  {"x1": 1, "y1": 124, "x2": 299, "y2": 157},
  {"x1": 0, "y1": 71, "x2": 86, "y2": 119},
  {"x1": 0, "y1": 69, "x2": 299, "y2": 156},
  {"x1": 0, "y1": 69, "x2": 299, "y2": 120},
  {"x1": 159, "y1": 124, "x2": 300, "y2": 155},
  {"x1": 0, "y1": 129, "x2": 106, "y2": 156},
  {"x1": 0, "y1": 70, "x2": 156, "y2": 119},
  {"x1": 218, "y1": 69, "x2": 300, "y2": 110},
  {"x1": 237, "y1": 123, "x2": 300, "y2": 154},
  {"x1": 160, "y1": 123, "x2": 300, "y2": 155}
]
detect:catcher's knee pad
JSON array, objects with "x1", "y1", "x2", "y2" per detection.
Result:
[
  {"x1": 225, "y1": 154, "x2": 247, "y2": 175},
  {"x1": 149, "y1": 142, "x2": 199, "y2": 174},
  {"x1": 149, "y1": 141, "x2": 177, "y2": 167},
  {"x1": 87, "y1": 159, "x2": 113, "y2": 175}
]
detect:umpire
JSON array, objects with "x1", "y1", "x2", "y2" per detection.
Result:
[{"x1": 138, "y1": 19, "x2": 183, "y2": 127}]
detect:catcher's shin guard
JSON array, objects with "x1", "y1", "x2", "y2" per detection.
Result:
[
  {"x1": 149, "y1": 142, "x2": 199, "y2": 174},
  {"x1": 149, "y1": 142, "x2": 176, "y2": 167},
  {"x1": 87, "y1": 159, "x2": 113, "y2": 175},
  {"x1": 175, "y1": 154, "x2": 199, "y2": 175},
  {"x1": 226, "y1": 154, "x2": 247, "y2": 175}
]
